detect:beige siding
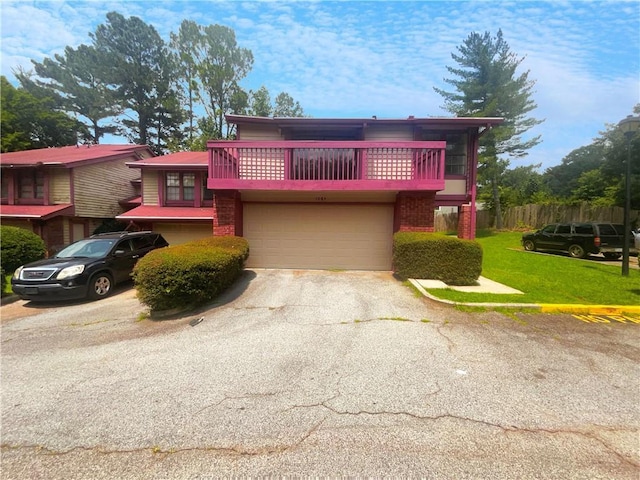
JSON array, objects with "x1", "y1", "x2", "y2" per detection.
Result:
[
  {"x1": 364, "y1": 125, "x2": 415, "y2": 141},
  {"x1": 2, "y1": 220, "x2": 33, "y2": 231},
  {"x1": 438, "y1": 179, "x2": 467, "y2": 195},
  {"x1": 142, "y1": 170, "x2": 159, "y2": 205},
  {"x1": 48, "y1": 169, "x2": 71, "y2": 204},
  {"x1": 243, "y1": 203, "x2": 394, "y2": 270},
  {"x1": 238, "y1": 125, "x2": 282, "y2": 140},
  {"x1": 74, "y1": 158, "x2": 139, "y2": 217},
  {"x1": 154, "y1": 223, "x2": 212, "y2": 246}
]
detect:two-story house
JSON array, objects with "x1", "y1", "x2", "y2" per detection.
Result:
[
  {"x1": 117, "y1": 115, "x2": 501, "y2": 271},
  {"x1": 206, "y1": 115, "x2": 501, "y2": 270},
  {"x1": 1, "y1": 144, "x2": 154, "y2": 252},
  {"x1": 116, "y1": 151, "x2": 215, "y2": 245}
]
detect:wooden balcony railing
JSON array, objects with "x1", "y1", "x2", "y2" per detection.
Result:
[{"x1": 207, "y1": 140, "x2": 446, "y2": 191}]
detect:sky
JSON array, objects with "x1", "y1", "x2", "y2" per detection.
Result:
[{"x1": 1, "y1": 0, "x2": 639, "y2": 171}]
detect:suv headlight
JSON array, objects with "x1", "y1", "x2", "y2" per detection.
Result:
[
  {"x1": 13, "y1": 267, "x2": 23, "y2": 279},
  {"x1": 57, "y1": 265, "x2": 85, "y2": 280}
]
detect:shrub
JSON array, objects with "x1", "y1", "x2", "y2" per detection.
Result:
[
  {"x1": 133, "y1": 236, "x2": 249, "y2": 312},
  {"x1": 0, "y1": 226, "x2": 46, "y2": 273},
  {"x1": 393, "y1": 232, "x2": 482, "y2": 285},
  {"x1": 1, "y1": 268, "x2": 7, "y2": 296}
]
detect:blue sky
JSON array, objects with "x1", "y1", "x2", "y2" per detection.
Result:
[{"x1": 1, "y1": 0, "x2": 639, "y2": 171}]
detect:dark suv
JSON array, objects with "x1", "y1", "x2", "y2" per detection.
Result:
[
  {"x1": 11, "y1": 231, "x2": 169, "y2": 302},
  {"x1": 521, "y1": 222, "x2": 636, "y2": 259}
]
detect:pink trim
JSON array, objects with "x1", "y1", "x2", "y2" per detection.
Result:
[{"x1": 209, "y1": 179, "x2": 445, "y2": 191}]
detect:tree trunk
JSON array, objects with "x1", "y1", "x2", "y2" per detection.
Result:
[{"x1": 492, "y1": 177, "x2": 503, "y2": 229}]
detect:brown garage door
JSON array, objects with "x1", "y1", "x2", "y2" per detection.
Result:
[{"x1": 243, "y1": 203, "x2": 394, "y2": 270}]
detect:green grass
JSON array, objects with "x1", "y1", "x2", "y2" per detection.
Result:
[
  {"x1": 425, "y1": 231, "x2": 640, "y2": 305},
  {"x1": 3, "y1": 274, "x2": 13, "y2": 296}
]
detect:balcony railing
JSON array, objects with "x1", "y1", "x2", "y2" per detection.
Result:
[{"x1": 207, "y1": 140, "x2": 446, "y2": 191}]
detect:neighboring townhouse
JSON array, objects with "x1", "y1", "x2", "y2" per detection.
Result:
[
  {"x1": 116, "y1": 151, "x2": 214, "y2": 245},
  {"x1": 1, "y1": 144, "x2": 154, "y2": 252},
  {"x1": 204, "y1": 115, "x2": 502, "y2": 270}
]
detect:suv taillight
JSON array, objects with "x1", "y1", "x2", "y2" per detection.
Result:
[{"x1": 594, "y1": 236, "x2": 601, "y2": 247}]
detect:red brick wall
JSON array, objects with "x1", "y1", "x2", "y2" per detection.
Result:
[
  {"x1": 457, "y1": 204, "x2": 474, "y2": 239},
  {"x1": 212, "y1": 191, "x2": 241, "y2": 236},
  {"x1": 394, "y1": 192, "x2": 436, "y2": 232}
]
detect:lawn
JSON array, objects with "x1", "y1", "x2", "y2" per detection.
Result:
[{"x1": 425, "y1": 231, "x2": 640, "y2": 305}]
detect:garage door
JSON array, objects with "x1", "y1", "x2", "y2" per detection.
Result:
[
  {"x1": 155, "y1": 223, "x2": 213, "y2": 246},
  {"x1": 243, "y1": 203, "x2": 394, "y2": 270}
]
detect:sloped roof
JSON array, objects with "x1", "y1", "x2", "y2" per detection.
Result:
[
  {"x1": 1, "y1": 144, "x2": 154, "y2": 168},
  {"x1": 126, "y1": 151, "x2": 208, "y2": 168},
  {"x1": 0, "y1": 204, "x2": 74, "y2": 220},
  {"x1": 116, "y1": 205, "x2": 214, "y2": 221}
]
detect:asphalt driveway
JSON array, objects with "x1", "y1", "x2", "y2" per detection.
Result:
[{"x1": 1, "y1": 269, "x2": 639, "y2": 478}]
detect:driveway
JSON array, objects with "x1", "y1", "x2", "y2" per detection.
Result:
[{"x1": 1, "y1": 270, "x2": 639, "y2": 478}]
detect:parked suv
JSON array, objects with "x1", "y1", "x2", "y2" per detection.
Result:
[
  {"x1": 12, "y1": 231, "x2": 169, "y2": 302},
  {"x1": 521, "y1": 222, "x2": 636, "y2": 259}
]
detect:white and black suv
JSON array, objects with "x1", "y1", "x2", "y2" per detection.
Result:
[{"x1": 12, "y1": 231, "x2": 169, "y2": 302}]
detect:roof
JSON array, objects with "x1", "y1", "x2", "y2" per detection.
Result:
[
  {"x1": 126, "y1": 151, "x2": 208, "y2": 169},
  {"x1": 1, "y1": 144, "x2": 154, "y2": 168},
  {"x1": 116, "y1": 205, "x2": 214, "y2": 221},
  {"x1": 0, "y1": 204, "x2": 74, "y2": 220},
  {"x1": 226, "y1": 114, "x2": 504, "y2": 129}
]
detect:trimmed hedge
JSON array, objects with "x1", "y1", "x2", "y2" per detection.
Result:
[
  {"x1": 393, "y1": 232, "x2": 482, "y2": 285},
  {"x1": 133, "y1": 236, "x2": 249, "y2": 312},
  {"x1": 0, "y1": 226, "x2": 46, "y2": 273}
]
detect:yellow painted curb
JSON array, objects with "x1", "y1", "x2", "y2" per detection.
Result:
[{"x1": 540, "y1": 304, "x2": 640, "y2": 315}]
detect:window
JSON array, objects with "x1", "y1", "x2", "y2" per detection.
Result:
[
  {"x1": 164, "y1": 172, "x2": 211, "y2": 206},
  {"x1": 556, "y1": 224, "x2": 571, "y2": 234},
  {"x1": 165, "y1": 172, "x2": 195, "y2": 203},
  {"x1": 422, "y1": 131, "x2": 468, "y2": 175},
  {"x1": 1, "y1": 174, "x2": 8, "y2": 201},
  {"x1": 541, "y1": 225, "x2": 556, "y2": 234},
  {"x1": 18, "y1": 170, "x2": 44, "y2": 200}
]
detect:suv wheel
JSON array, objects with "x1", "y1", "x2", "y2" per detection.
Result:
[
  {"x1": 568, "y1": 244, "x2": 587, "y2": 259},
  {"x1": 89, "y1": 273, "x2": 113, "y2": 299},
  {"x1": 523, "y1": 240, "x2": 536, "y2": 252}
]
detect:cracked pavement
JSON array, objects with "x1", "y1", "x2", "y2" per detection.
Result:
[{"x1": 1, "y1": 269, "x2": 639, "y2": 478}]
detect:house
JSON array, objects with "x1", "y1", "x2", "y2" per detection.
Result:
[
  {"x1": 1, "y1": 144, "x2": 154, "y2": 252},
  {"x1": 207, "y1": 115, "x2": 502, "y2": 270},
  {"x1": 118, "y1": 115, "x2": 502, "y2": 271},
  {"x1": 116, "y1": 151, "x2": 215, "y2": 245}
]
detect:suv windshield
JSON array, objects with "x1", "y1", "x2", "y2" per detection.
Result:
[{"x1": 55, "y1": 239, "x2": 116, "y2": 259}]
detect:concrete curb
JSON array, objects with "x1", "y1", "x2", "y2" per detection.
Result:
[{"x1": 408, "y1": 279, "x2": 640, "y2": 315}]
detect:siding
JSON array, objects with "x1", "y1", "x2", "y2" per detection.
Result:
[
  {"x1": 142, "y1": 170, "x2": 159, "y2": 205},
  {"x1": 73, "y1": 158, "x2": 139, "y2": 217},
  {"x1": 238, "y1": 125, "x2": 282, "y2": 140},
  {"x1": 364, "y1": 125, "x2": 415, "y2": 141},
  {"x1": 49, "y1": 169, "x2": 71, "y2": 204}
]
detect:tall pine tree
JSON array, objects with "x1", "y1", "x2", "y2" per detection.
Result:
[{"x1": 435, "y1": 30, "x2": 542, "y2": 228}]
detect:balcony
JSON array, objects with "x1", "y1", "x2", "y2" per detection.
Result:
[{"x1": 207, "y1": 140, "x2": 446, "y2": 191}]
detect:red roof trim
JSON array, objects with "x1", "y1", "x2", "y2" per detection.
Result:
[
  {"x1": 0, "y1": 204, "x2": 75, "y2": 220},
  {"x1": 116, "y1": 205, "x2": 214, "y2": 221}
]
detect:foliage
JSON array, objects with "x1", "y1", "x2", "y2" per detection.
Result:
[
  {"x1": 393, "y1": 232, "x2": 482, "y2": 285},
  {"x1": 0, "y1": 226, "x2": 47, "y2": 272},
  {"x1": 435, "y1": 29, "x2": 543, "y2": 228},
  {"x1": 274, "y1": 92, "x2": 305, "y2": 117},
  {"x1": 251, "y1": 86, "x2": 273, "y2": 117},
  {"x1": 17, "y1": 45, "x2": 120, "y2": 143},
  {"x1": 133, "y1": 236, "x2": 249, "y2": 312},
  {"x1": 427, "y1": 231, "x2": 639, "y2": 305},
  {"x1": 91, "y1": 12, "x2": 185, "y2": 153},
  {"x1": 1, "y1": 269, "x2": 7, "y2": 296},
  {"x1": 1, "y1": 76, "x2": 83, "y2": 152}
]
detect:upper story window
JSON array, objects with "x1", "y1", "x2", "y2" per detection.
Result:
[
  {"x1": 166, "y1": 172, "x2": 195, "y2": 202},
  {"x1": 290, "y1": 149, "x2": 360, "y2": 180},
  {"x1": 18, "y1": 170, "x2": 45, "y2": 201},
  {"x1": 164, "y1": 172, "x2": 212, "y2": 206},
  {"x1": 422, "y1": 131, "x2": 468, "y2": 175}
]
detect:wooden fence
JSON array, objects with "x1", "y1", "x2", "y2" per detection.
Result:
[{"x1": 435, "y1": 203, "x2": 640, "y2": 232}]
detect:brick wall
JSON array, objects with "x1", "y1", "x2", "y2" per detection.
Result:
[
  {"x1": 212, "y1": 190, "x2": 241, "y2": 236},
  {"x1": 457, "y1": 204, "x2": 474, "y2": 239},
  {"x1": 394, "y1": 192, "x2": 436, "y2": 232}
]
